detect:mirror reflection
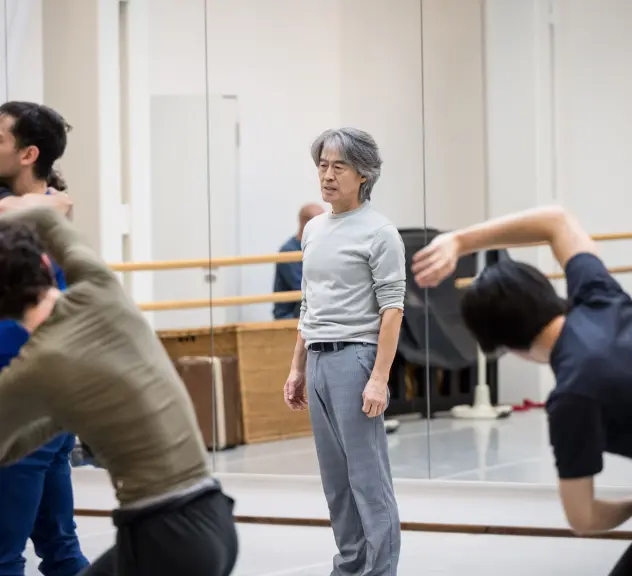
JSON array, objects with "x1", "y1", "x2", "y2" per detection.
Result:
[
  {"x1": 197, "y1": 0, "x2": 429, "y2": 482},
  {"x1": 421, "y1": 0, "x2": 632, "y2": 491}
]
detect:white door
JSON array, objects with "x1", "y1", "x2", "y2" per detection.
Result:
[
  {"x1": 150, "y1": 93, "x2": 239, "y2": 330},
  {"x1": 206, "y1": 94, "x2": 241, "y2": 325}
]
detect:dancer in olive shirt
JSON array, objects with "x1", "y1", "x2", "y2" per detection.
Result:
[{"x1": 0, "y1": 205, "x2": 237, "y2": 576}]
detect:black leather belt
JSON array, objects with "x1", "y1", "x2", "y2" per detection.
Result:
[{"x1": 308, "y1": 341, "x2": 350, "y2": 352}]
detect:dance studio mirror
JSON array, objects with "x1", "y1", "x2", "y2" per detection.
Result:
[
  {"x1": 199, "y1": 0, "x2": 432, "y2": 479},
  {"x1": 199, "y1": 0, "x2": 632, "y2": 535},
  {"x1": 423, "y1": 0, "x2": 632, "y2": 495}
]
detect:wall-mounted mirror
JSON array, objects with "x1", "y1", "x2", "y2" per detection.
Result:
[
  {"x1": 198, "y1": 0, "x2": 431, "y2": 481},
  {"x1": 190, "y1": 0, "x2": 632, "y2": 536},
  {"x1": 425, "y1": 0, "x2": 632, "y2": 493},
  {"x1": 143, "y1": 0, "x2": 220, "y2": 467}
]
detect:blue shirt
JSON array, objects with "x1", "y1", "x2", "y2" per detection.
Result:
[
  {"x1": 272, "y1": 235, "x2": 302, "y2": 319},
  {"x1": 0, "y1": 189, "x2": 66, "y2": 369},
  {"x1": 547, "y1": 252, "x2": 632, "y2": 479}
]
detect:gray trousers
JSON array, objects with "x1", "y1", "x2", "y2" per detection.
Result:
[{"x1": 307, "y1": 342, "x2": 401, "y2": 576}]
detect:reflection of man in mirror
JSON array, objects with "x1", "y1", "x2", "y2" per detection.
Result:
[
  {"x1": 412, "y1": 205, "x2": 632, "y2": 575},
  {"x1": 284, "y1": 127, "x2": 404, "y2": 576},
  {"x1": 0, "y1": 101, "x2": 89, "y2": 576},
  {"x1": 272, "y1": 203, "x2": 324, "y2": 319}
]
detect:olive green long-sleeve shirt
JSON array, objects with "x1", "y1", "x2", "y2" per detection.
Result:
[{"x1": 0, "y1": 206, "x2": 212, "y2": 506}]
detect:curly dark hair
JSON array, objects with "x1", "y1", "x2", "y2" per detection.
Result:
[
  {"x1": 0, "y1": 101, "x2": 71, "y2": 188},
  {"x1": 0, "y1": 220, "x2": 53, "y2": 319}
]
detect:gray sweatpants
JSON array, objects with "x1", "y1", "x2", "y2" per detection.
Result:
[{"x1": 306, "y1": 342, "x2": 401, "y2": 576}]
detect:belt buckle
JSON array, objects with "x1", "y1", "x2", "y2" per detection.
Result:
[{"x1": 311, "y1": 341, "x2": 345, "y2": 352}]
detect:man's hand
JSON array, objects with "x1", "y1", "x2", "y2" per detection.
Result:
[
  {"x1": 0, "y1": 192, "x2": 73, "y2": 218},
  {"x1": 362, "y1": 376, "x2": 388, "y2": 418},
  {"x1": 48, "y1": 191, "x2": 73, "y2": 217},
  {"x1": 411, "y1": 232, "x2": 461, "y2": 288},
  {"x1": 284, "y1": 370, "x2": 308, "y2": 411}
]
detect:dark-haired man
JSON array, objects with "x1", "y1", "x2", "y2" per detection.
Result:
[
  {"x1": 0, "y1": 205, "x2": 238, "y2": 576},
  {"x1": 0, "y1": 101, "x2": 88, "y2": 576},
  {"x1": 411, "y1": 205, "x2": 632, "y2": 575}
]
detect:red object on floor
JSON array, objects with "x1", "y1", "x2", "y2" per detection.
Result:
[
  {"x1": 511, "y1": 399, "x2": 545, "y2": 411},
  {"x1": 523, "y1": 398, "x2": 545, "y2": 408},
  {"x1": 512, "y1": 403, "x2": 529, "y2": 411}
]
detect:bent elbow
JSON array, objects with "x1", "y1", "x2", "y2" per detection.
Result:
[
  {"x1": 567, "y1": 512, "x2": 596, "y2": 536},
  {"x1": 543, "y1": 204, "x2": 571, "y2": 233},
  {"x1": 375, "y1": 281, "x2": 405, "y2": 312}
]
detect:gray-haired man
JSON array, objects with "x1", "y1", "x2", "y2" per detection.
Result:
[{"x1": 284, "y1": 128, "x2": 404, "y2": 575}]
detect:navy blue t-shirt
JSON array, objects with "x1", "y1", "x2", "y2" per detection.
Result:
[
  {"x1": 547, "y1": 252, "x2": 632, "y2": 479},
  {"x1": 272, "y1": 235, "x2": 302, "y2": 319}
]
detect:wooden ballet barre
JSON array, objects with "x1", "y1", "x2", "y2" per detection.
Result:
[
  {"x1": 137, "y1": 290, "x2": 302, "y2": 311},
  {"x1": 455, "y1": 265, "x2": 632, "y2": 288},
  {"x1": 109, "y1": 251, "x2": 302, "y2": 272},
  {"x1": 71, "y1": 508, "x2": 632, "y2": 541},
  {"x1": 521, "y1": 232, "x2": 632, "y2": 245},
  {"x1": 107, "y1": 231, "x2": 632, "y2": 273}
]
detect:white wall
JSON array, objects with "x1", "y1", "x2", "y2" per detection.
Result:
[
  {"x1": 339, "y1": 0, "x2": 426, "y2": 228},
  {"x1": 422, "y1": 0, "x2": 487, "y2": 231},
  {"x1": 4, "y1": 0, "x2": 43, "y2": 102},
  {"x1": 554, "y1": 0, "x2": 632, "y2": 292},
  {"x1": 42, "y1": 0, "x2": 124, "y2": 264}
]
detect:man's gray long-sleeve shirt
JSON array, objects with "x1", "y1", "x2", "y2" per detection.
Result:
[{"x1": 298, "y1": 201, "x2": 406, "y2": 345}]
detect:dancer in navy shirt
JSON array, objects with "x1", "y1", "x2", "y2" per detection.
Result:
[{"x1": 412, "y1": 205, "x2": 632, "y2": 576}]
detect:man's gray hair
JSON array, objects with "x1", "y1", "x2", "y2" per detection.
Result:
[{"x1": 310, "y1": 127, "x2": 382, "y2": 202}]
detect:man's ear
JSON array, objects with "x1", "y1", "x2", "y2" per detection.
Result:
[
  {"x1": 41, "y1": 253, "x2": 54, "y2": 277},
  {"x1": 20, "y1": 145, "x2": 40, "y2": 168}
]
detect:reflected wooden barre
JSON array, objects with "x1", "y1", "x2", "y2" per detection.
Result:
[
  {"x1": 108, "y1": 233, "x2": 632, "y2": 272},
  {"x1": 455, "y1": 265, "x2": 632, "y2": 289},
  {"x1": 137, "y1": 290, "x2": 302, "y2": 311},
  {"x1": 106, "y1": 231, "x2": 632, "y2": 308},
  {"x1": 109, "y1": 251, "x2": 303, "y2": 272},
  {"x1": 108, "y1": 231, "x2": 632, "y2": 273},
  {"x1": 523, "y1": 232, "x2": 632, "y2": 245}
]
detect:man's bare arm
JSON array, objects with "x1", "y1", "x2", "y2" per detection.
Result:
[
  {"x1": 0, "y1": 192, "x2": 72, "y2": 217},
  {"x1": 412, "y1": 205, "x2": 598, "y2": 287},
  {"x1": 293, "y1": 273, "x2": 308, "y2": 374},
  {"x1": 452, "y1": 205, "x2": 597, "y2": 269},
  {"x1": 285, "y1": 275, "x2": 308, "y2": 411},
  {"x1": 559, "y1": 477, "x2": 632, "y2": 534},
  {"x1": 290, "y1": 332, "x2": 307, "y2": 375},
  {"x1": 371, "y1": 308, "x2": 403, "y2": 383}
]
